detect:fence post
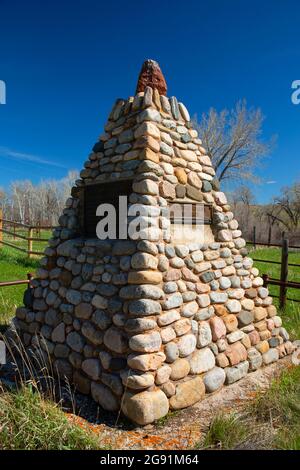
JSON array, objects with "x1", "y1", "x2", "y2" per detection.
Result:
[
  {"x1": 28, "y1": 227, "x2": 33, "y2": 258},
  {"x1": 253, "y1": 226, "x2": 256, "y2": 250},
  {"x1": 279, "y1": 238, "x2": 289, "y2": 310},
  {"x1": 0, "y1": 207, "x2": 2, "y2": 245},
  {"x1": 268, "y1": 226, "x2": 272, "y2": 247},
  {"x1": 262, "y1": 273, "x2": 269, "y2": 288}
]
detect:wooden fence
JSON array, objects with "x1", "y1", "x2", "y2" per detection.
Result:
[
  {"x1": 247, "y1": 237, "x2": 300, "y2": 309},
  {"x1": 0, "y1": 273, "x2": 33, "y2": 288},
  {"x1": 0, "y1": 208, "x2": 54, "y2": 258}
]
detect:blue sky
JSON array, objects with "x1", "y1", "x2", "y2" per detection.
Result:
[{"x1": 0, "y1": 0, "x2": 299, "y2": 203}]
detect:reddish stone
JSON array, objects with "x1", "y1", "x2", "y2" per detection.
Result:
[
  {"x1": 248, "y1": 330, "x2": 260, "y2": 345},
  {"x1": 136, "y1": 59, "x2": 167, "y2": 96},
  {"x1": 196, "y1": 283, "x2": 210, "y2": 294},
  {"x1": 225, "y1": 341, "x2": 248, "y2": 366},
  {"x1": 181, "y1": 267, "x2": 198, "y2": 283},
  {"x1": 210, "y1": 317, "x2": 226, "y2": 341},
  {"x1": 163, "y1": 269, "x2": 181, "y2": 281}
]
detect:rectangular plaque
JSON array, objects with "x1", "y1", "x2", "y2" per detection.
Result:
[{"x1": 83, "y1": 180, "x2": 133, "y2": 237}]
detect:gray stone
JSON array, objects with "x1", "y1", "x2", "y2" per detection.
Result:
[
  {"x1": 262, "y1": 348, "x2": 279, "y2": 365},
  {"x1": 101, "y1": 373, "x2": 123, "y2": 396},
  {"x1": 92, "y1": 310, "x2": 112, "y2": 330},
  {"x1": 91, "y1": 295, "x2": 108, "y2": 310},
  {"x1": 200, "y1": 271, "x2": 215, "y2": 283},
  {"x1": 125, "y1": 318, "x2": 157, "y2": 333},
  {"x1": 91, "y1": 382, "x2": 119, "y2": 411},
  {"x1": 104, "y1": 327, "x2": 128, "y2": 353},
  {"x1": 121, "y1": 371, "x2": 154, "y2": 390},
  {"x1": 129, "y1": 331, "x2": 162, "y2": 353},
  {"x1": 53, "y1": 359, "x2": 73, "y2": 380},
  {"x1": 162, "y1": 293, "x2": 183, "y2": 310},
  {"x1": 75, "y1": 303, "x2": 92, "y2": 319},
  {"x1": 210, "y1": 292, "x2": 228, "y2": 303},
  {"x1": 175, "y1": 245, "x2": 189, "y2": 258},
  {"x1": 181, "y1": 301, "x2": 198, "y2": 318},
  {"x1": 128, "y1": 299, "x2": 161, "y2": 316},
  {"x1": 165, "y1": 342, "x2": 179, "y2": 363},
  {"x1": 177, "y1": 334, "x2": 197, "y2": 357},
  {"x1": 203, "y1": 367, "x2": 226, "y2": 392},
  {"x1": 82, "y1": 322, "x2": 103, "y2": 346},
  {"x1": 219, "y1": 277, "x2": 231, "y2": 290},
  {"x1": 137, "y1": 108, "x2": 161, "y2": 123},
  {"x1": 225, "y1": 361, "x2": 249, "y2": 384},
  {"x1": 237, "y1": 310, "x2": 254, "y2": 326},
  {"x1": 82, "y1": 358, "x2": 101, "y2": 380},
  {"x1": 51, "y1": 322, "x2": 65, "y2": 343},
  {"x1": 247, "y1": 347, "x2": 263, "y2": 371},
  {"x1": 189, "y1": 347, "x2": 215, "y2": 374},
  {"x1": 120, "y1": 285, "x2": 163, "y2": 300},
  {"x1": 227, "y1": 330, "x2": 245, "y2": 343},
  {"x1": 66, "y1": 331, "x2": 85, "y2": 352},
  {"x1": 112, "y1": 240, "x2": 136, "y2": 256},
  {"x1": 66, "y1": 289, "x2": 82, "y2": 305},
  {"x1": 197, "y1": 321, "x2": 212, "y2": 347}
]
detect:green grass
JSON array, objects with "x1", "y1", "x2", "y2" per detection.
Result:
[
  {"x1": 250, "y1": 246, "x2": 300, "y2": 340},
  {"x1": 0, "y1": 246, "x2": 40, "y2": 326},
  {"x1": 198, "y1": 366, "x2": 300, "y2": 450},
  {"x1": 0, "y1": 385, "x2": 102, "y2": 450},
  {"x1": 1, "y1": 228, "x2": 52, "y2": 253},
  {"x1": 202, "y1": 413, "x2": 248, "y2": 449}
]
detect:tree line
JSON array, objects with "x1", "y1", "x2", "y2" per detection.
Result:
[{"x1": 0, "y1": 171, "x2": 78, "y2": 226}]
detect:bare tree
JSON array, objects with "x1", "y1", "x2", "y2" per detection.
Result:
[
  {"x1": 7, "y1": 171, "x2": 79, "y2": 225},
  {"x1": 194, "y1": 100, "x2": 274, "y2": 182},
  {"x1": 266, "y1": 182, "x2": 300, "y2": 231}
]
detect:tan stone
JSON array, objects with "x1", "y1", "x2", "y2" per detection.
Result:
[
  {"x1": 241, "y1": 298, "x2": 255, "y2": 311},
  {"x1": 170, "y1": 358, "x2": 190, "y2": 380},
  {"x1": 134, "y1": 135, "x2": 160, "y2": 153},
  {"x1": 256, "y1": 340, "x2": 269, "y2": 354},
  {"x1": 139, "y1": 147, "x2": 160, "y2": 163},
  {"x1": 223, "y1": 314, "x2": 238, "y2": 332},
  {"x1": 260, "y1": 330, "x2": 271, "y2": 341},
  {"x1": 241, "y1": 334, "x2": 251, "y2": 349},
  {"x1": 254, "y1": 320, "x2": 267, "y2": 332},
  {"x1": 127, "y1": 352, "x2": 166, "y2": 371},
  {"x1": 216, "y1": 352, "x2": 229, "y2": 368},
  {"x1": 267, "y1": 305, "x2": 277, "y2": 317},
  {"x1": 159, "y1": 181, "x2": 176, "y2": 199},
  {"x1": 180, "y1": 149, "x2": 197, "y2": 162},
  {"x1": 174, "y1": 167, "x2": 187, "y2": 184},
  {"x1": 187, "y1": 171, "x2": 202, "y2": 189},
  {"x1": 173, "y1": 318, "x2": 191, "y2": 336},
  {"x1": 128, "y1": 271, "x2": 162, "y2": 284},
  {"x1": 122, "y1": 389, "x2": 169, "y2": 425},
  {"x1": 134, "y1": 121, "x2": 160, "y2": 139},
  {"x1": 214, "y1": 305, "x2": 228, "y2": 317},
  {"x1": 169, "y1": 377, "x2": 205, "y2": 410},
  {"x1": 254, "y1": 307, "x2": 267, "y2": 321}
]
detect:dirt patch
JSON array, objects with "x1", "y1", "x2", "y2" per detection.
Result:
[{"x1": 67, "y1": 356, "x2": 293, "y2": 450}]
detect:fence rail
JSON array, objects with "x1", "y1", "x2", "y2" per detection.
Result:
[
  {"x1": 0, "y1": 273, "x2": 33, "y2": 288},
  {"x1": 248, "y1": 236, "x2": 300, "y2": 309},
  {"x1": 0, "y1": 209, "x2": 54, "y2": 258}
]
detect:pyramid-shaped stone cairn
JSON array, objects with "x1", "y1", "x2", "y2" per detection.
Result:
[{"x1": 15, "y1": 60, "x2": 295, "y2": 425}]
